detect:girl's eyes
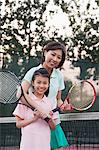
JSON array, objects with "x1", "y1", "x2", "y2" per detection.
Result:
[
  {"x1": 37, "y1": 81, "x2": 48, "y2": 85},
  {"x1": 37, "y1": 81, "x2": 41, "y2": 84},
  {"x1": 43, "y1": 82, "x2": 48, "y2": 85}
]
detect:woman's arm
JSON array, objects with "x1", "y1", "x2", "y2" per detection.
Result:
[
  {"x1": 56, "y1": 91, "x2": 64, "y2": 107},
  {"x1": 47, "y1": 118, "x2": 56, "y2": 130},
  {"x1": 23, "y1": 92, "x2": 51, "y2": 118},
  {"x1": 21, "y1": 80, "x2": 30, "y2": 93},
  {"x1": 56, "y1": 91, "x2": 72, "y2": 111},
  {"x1": 18, "y1": 80, "x2": 31, "y2": 106}
]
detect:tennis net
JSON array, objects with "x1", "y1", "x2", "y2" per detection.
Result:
[{"x1": 0, "y1": 112, "x2": 99, "y2": 150}]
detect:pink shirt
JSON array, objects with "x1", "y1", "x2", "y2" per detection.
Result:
[{"x1": 13, "y1": 93, "x2": 52, "y2": 150}]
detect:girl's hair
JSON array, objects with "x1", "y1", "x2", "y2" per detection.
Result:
[
  {"x1": 42, "y1": 41, "x2": 66, "y2": 68},
  {"x1": 32, "y1": 68, "x2": 50, "y2": 81},
  {"x1": 32, "y1": 68, "x2": 50, "y2": 96}
]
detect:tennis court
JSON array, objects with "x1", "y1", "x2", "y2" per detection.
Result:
[
  {"x1": 0, "y1": 146, "x2": 99, "y2": 150},
  {"x1": 0, "y1": 112, "x2": 99, "y2": 150}
]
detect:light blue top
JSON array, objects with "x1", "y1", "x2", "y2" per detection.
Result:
[{"x1": 23, "y1": 64, "x2": 65, "y2": 124}]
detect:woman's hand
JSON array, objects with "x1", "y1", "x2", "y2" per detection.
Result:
[
  {"x1": 60, "y1": 99, "x2": 73, "y2": 111},
  {"x1": 47, "y1": 118, "x2": 56, "y2": 130}
]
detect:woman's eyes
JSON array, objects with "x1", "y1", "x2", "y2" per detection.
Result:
[
  {"x1": 51, "y1": 53, "x2": 61, "y2": 59},
  {"x1": 51, "y1": 53, "x2": 55, "y2": 56},
  {"x1": 57, "y1": 56, "x2": 61, "y2": 60}
]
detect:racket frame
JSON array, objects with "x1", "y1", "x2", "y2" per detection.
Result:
[
  {"x1": 0, "y1": 70, "x2": 34, "y2": 108},
  {"x1": 66, "y1": 80, "x2": 96, "y2": 111}
]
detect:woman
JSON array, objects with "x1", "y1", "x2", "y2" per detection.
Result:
[{"x1": 21, "y1": 41, "x2": 71, "y2": 150}]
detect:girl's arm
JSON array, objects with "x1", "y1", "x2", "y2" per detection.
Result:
[{"x1": 15, "y1": 115, "x2": 39, "y2": 128}]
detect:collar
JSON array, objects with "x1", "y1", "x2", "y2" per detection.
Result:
[
  {"x1": 31, "y1": 92, "x2": 46, "y2": 102},
  {"x1": 39, "y1": 64, "x2": 56, "y2": 78}
]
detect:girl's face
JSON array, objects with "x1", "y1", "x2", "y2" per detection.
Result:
[
  {"x1": 44, "y1": 49, "x2": 62, "y2": 69},
  {"x1": 32, "y1": 75, "x2": 49, "y2": 98}
]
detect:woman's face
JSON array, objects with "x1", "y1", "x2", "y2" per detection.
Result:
[{"x1": 44, "y1": 49, "x2": 62, "y2": 69}]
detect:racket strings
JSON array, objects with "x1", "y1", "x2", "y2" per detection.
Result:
[
  {"x1": 0, "y1": 74, "x2": 16, "y2": 103},
  {"x1": 69, "y1": 81, "x2": 95, "y2": 110},
  {"x1": 0, "y1": 72, "x2": 19, "y2": 103}
]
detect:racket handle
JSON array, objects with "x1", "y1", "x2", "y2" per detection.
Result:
[
  {"x1": 44, "y1": 117, "x2": 50, "y2": 122},
  {"x1": 44, "y1": 117, "x2": 56, "y2": 129},
  {"x1": 52, "y1": 107, "x2": 60, "y2": 112}
]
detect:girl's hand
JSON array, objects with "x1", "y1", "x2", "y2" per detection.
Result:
[
  {"x1": 34, "y1": 109, "x2": 41, "y2": 117},
  {"x1": 49, "y1": 111, "x2": 53, "y2": 116},
  {"x1": 33, "y1": 110, "x2": 41, "y2": 122}
]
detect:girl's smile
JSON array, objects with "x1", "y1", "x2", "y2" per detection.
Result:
[{"x1": 32, "y1": 75, "x2": 49, "y2": 99}]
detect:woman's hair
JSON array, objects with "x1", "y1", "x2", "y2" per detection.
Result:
[
  {"x1": 32, "y1": 68, "x2": 50, "y2": 96},
  {"x1": 42, "y1": 41, "x2": 66, "y2": 68}
]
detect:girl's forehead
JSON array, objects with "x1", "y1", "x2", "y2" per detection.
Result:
[{"x1": 34, "y1": 75, "x2": 49, "y2": 80}]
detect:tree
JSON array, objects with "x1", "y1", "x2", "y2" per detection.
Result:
[
  {"x1": 1, "y1": 0, "x2": 49, "y2": 78},
  {"x1": 1, "y1": 0, "x2": 99, "y2": 80},
  {"x1": 53, "y1": 0, "x2": 99, "y2": 80}
]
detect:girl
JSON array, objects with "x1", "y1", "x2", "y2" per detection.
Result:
[
  {"x1": 13, "y1": 68, "x2": 55, "y2": 150},
  {"x1": 21, "y1": 41, "x2": 71, "y2": 150}
]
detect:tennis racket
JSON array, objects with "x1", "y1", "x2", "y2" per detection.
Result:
[
  {"x1": 53, "y1": 80, "x2": 96, "y2": 112},
  {"x1": 0, "y1": 70, "x2": 51, "y2": 118}
]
